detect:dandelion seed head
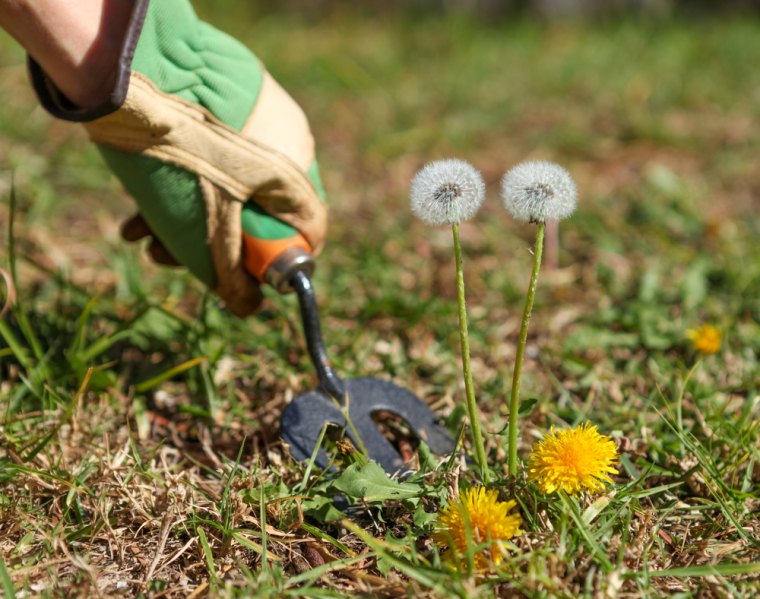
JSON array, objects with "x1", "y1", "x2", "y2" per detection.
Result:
[
  {"x1": 433, "y1": 486, "x2": 522, "y2": 571},
  {"x1": 410, "y1": 159, "x2": 485, "y2": 225},
  {"x1": 527, "y1": 423, "x2": 619, "y2": 495},
  {"x1": 501, "y1": 160, "x2": 577, "y2": 223},
  {"x1": 686, "y1": 324, "x2": 721, "y2": 354}
]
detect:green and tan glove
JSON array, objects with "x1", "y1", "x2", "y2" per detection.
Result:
[{"x1": 29, "y1": 0, "x2": 327, "y2": 316}]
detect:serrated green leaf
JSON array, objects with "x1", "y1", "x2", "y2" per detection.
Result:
[
  {"x1": 301, "y1": 495, "x2": 345, "y2": 523},
  {"x1": 240, "y1": 480, "x2": 290, "y2": 504},
  {"x1": 375, "y1": 553, "x2": 394, "y2": 577},
  {"x1": 413, "y1": 503, "x2": 438, "y2": 531},
  {"x1": 331, "y1": 461, "x2": 422, "y2": 502}
]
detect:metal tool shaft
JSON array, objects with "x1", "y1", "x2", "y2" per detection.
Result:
[{"x1": 289, "y1": 269, "x2": 346, "y2": 402}]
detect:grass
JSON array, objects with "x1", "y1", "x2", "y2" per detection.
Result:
[{"x1": 1, "y1": 4, "x2": 759, "y2": 596}]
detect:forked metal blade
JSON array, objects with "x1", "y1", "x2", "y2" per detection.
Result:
[{"x1": 281, "y1": 377, "x2": 455, "y2": 473}]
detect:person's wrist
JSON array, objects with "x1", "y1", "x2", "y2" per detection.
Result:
[
  {"x1": 0, "y1": 0, "x2": 132, "y2": 109},
  {"x1": 69, "y1": 5, "x2": 130, "y2": 109},
  {"x1": 45, "y1": 0, "x2": 133, "y2": 109}
]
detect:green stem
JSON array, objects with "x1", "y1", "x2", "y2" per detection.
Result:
[
  {"x1": 452, "y1": 223, "x2": 489, "y2": 482},
  {"x1": 508, "y1": 221, "x2": 545, "y2": 476}
]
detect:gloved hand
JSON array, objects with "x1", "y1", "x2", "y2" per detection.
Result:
[{"x1": 28, "y1": 0, "x2": 327, "y2": 316}]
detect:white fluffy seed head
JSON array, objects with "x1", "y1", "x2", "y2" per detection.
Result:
[
  {"x1": 500, "y1": 160, "x2": 578, "y2": 223},
  {"x1": 409, "y1": 159, "x2": 486, "y2": 225}
]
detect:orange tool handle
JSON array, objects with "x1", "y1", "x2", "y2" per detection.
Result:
[
  {"x1": 242, "y1": 230, "x2": 311, "y2": 283},
  {"x1": 240, "y1": 202, "x2": 313, "y2": 291}
]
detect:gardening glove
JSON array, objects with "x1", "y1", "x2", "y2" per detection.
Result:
[{"x1": 27, "y1": 0, "x2": 327, "y2": 317}]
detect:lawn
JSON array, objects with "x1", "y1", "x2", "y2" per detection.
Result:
[{"x1": 1, "y1": 3, "x2": 758, "y2": 597}]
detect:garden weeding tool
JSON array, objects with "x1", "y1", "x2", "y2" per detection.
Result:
[{"x1": 242, "y1": 205, "x2": 456, "y2": 473}]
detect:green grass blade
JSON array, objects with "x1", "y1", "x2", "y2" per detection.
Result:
[
  {"x1": 70, "y1": 294, "x2": 100, "y2": 356},
  {"x1": 0, "y1": 557, "x2": 16, "y2": 599},
  {"x1": 2, "y1": 463, "x2": 84, "y2": 492},
  {"x1": 196, "y1": 526, "x2": 219, "y2": 585},
  {"x1": 229, "y1": 531, "x2": 265, "y2": 555},
  {"x1": 299, "y1": 523, "x2": 355, "y2": 557},
  {"x1": 645, "y1": 562, "x2": 760, "y2": 578},
  {"x1": 0, "y1": 320, "x2": 31, "y2": 370},
  {"x1": 260, "y1": 485, "x2": 268, "y2": 573},
  {"x1": 284, "y1": 555, "x2": 365, "y2": 588},
  {"x1": 134, "y1": 355, "x2": 208, "y2": 393},
  {"x1": 294, "y1": 422, "x2": 330, "y2": 494},
  {"x1": 77, "y1": 330, "x2": 132, "y2": 364}
]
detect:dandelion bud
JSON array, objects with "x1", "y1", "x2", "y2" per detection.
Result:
[
  {"x1": 410, "y1": 159, "x2": 486, "y2": 225},
  {"x1": 501, "y1": 160, "x2": 577, "y2": 223}
]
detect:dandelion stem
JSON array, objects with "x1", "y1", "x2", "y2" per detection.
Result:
[
  {"x1": 452, "y1": 223, "x2": 489, "y2": 482},
  {"x1": 508, "y1": 221, "x2": 545, "y2": 476}
]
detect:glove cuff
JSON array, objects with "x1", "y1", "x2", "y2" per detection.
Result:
[{"x1": 27, "y1": 0, "x2": 149, "y2": 122}]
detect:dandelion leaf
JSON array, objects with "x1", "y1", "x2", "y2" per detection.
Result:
[
  {"x1": 332, "y1": 461, "x2": 422, "y2": 503},
  {"x1": 301, "y1": 494, "x2": 345, "y2": 523}
]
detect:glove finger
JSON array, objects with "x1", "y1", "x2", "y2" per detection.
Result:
[
  {"x1": 122, "y1": 213, "x2": 181, "y2": 266},
  {"x1": 148, "y1": 239, "x2": 181, "y2": 267},
  {"x1": 200, "y1": 178, "x2": 263, "y2": 317},
  {"x1": 121, "y1": 213, "x2": 153, "y2": 242}
]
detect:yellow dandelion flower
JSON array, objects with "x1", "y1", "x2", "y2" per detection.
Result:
[
  {"x1": 433, "y1": 486, "x2": 522, "y2": 571},
  {"x1": 686, "y1": 324, "x2": 721, "y2": 354},
  {"x1": 527, "y1": 423, "x2": 619, "y2": 495}
]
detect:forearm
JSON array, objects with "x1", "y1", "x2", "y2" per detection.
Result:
[{"x1": 0, "y1": 0, "x2": 132, "y2": 108}]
